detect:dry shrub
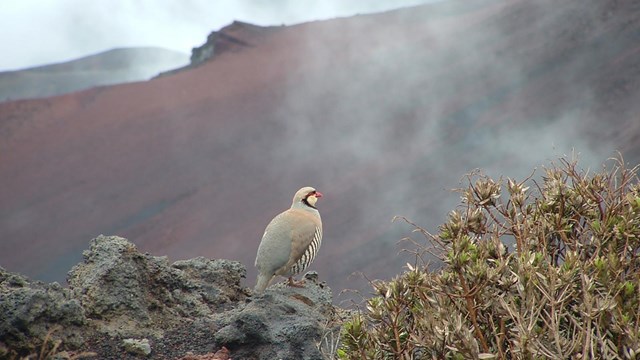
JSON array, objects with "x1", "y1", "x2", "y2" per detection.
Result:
[
  {"x1": 340, "y1": 155, "x2": 640, "y2": 359},
  {"x1": 6, "y1": 327, "x2": 96, "y2": 360}
]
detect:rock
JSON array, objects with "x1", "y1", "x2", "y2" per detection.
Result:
[
  {"x1": 123, "y1": 338, "x2": 152, "y2": 357},
  {"x1": 1, "y1": 235, "x2": 342, "y2": 359},
  {"x1": 0, "y1": 267, "x2": 86, "y2": 355},
  {"x1": 158, "y1": 21, "x2": 275, "y2": 77},
  {"x1": 189, "y1": 21, "x2": 265, "y2": 67},
  {"x1": 172, "y1": 256, "x2": 247, "y2": 309},
  {"x1": 212, "y1": 277, "x2": 338, "y2": 360},
  {"x1": 67, "y1": 235, "x2": 248, "y2": 337},
  {"x1": 176, "y1": 347, "x2": 231, "y2": 360}
]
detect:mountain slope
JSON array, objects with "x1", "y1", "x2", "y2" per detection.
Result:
[
  {"x1": 0, "y1": 0, "x2": 639, "y2": 294},
  {"x1": 0, "y1": 47, "x2": 188, "y2": 102}
]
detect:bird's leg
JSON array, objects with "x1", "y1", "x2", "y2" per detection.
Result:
[{"x1": 287, "y1": 276, "x2": 305, "y2": 288}]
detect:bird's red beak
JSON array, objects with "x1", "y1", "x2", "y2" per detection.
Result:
[{"x1": 314, "y1": 191, "x2": 323, "y2": 198}]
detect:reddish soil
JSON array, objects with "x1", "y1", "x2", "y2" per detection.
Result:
[{"x1": 1, "y1": 0, "x2": 639, "y2": 296}]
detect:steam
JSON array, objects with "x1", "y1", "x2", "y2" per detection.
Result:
[{"x1": 270, "y1": 0, "x2": 617, "y2": 286}]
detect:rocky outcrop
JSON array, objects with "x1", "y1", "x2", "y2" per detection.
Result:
[
  {"x1": 0, "y1": 269, "x2": 86, "y2": 355},
  {"x1": 190, "y1": 21, "x2": 270, "y2": 67},
  {"x1": 0, "y1": 235, "x2": 341, "y2": 359},
  {"x1": 159, "y1": 21, "x2": 276, "y2": 77},
  {"x1": 213, "y1": 272, "x2": 339, "y2": 359}
]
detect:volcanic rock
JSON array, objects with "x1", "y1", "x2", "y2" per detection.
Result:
[{"x1": 0, "y1": 235, "x2": 340, "y2": 359}]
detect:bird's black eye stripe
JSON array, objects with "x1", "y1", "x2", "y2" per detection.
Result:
[
  {"x1": 302, "y1": 193, "x2": 317, "y2": 209},
  {"x1": 302, "y1": 191, "x2": 315, "y2": 201}
]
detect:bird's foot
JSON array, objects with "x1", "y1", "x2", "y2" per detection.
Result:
[{"x1": 287, "y1": 277, "x2": 306, "y2": 288}]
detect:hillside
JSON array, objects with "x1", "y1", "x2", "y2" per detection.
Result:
[
  {"x1": 0, "y1": 0, "x2": 639, "y2": 295},
  {"x1": 0, "y1": 47, "x2": 188, "y2": 102}
]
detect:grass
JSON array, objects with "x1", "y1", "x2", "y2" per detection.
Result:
[{"x1": 8, "y1": 327, "x2": 96, "y2": 360}]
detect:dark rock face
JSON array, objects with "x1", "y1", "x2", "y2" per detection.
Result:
[
  {"x1": 67, "y1": 236, "x2": 249, "y2": 336},
  {"x1": 160, "y1": 21, "x2": 277, "y2": 77},
  {"x1": 0, "y1": 235, "x2": 340, "y2": 359},
  {"x1": 215, "y1": 273, "x2": 337, "y2": 359},
  {"x1": 190, "y1": 21, "x2": 272, "y2": 67},
  {"x1": 0, "y1": 270, "x2": 86, "y2": 355}
]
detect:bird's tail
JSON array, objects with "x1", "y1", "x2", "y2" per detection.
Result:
[{"x1": 254, "y1": 273, "x2": 274, "y2": 294}]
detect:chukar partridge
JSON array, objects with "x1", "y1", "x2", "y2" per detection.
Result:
[{"x1": 254, "y1": 186, "x2": 323, "y2": 293}]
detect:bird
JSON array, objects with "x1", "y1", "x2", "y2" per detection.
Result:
[{"x1": 254, "y1": 186, "x2": 323, "y2": 293}]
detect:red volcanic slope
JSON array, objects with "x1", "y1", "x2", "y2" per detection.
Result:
[{"x1": 1, "y1": 0, "x2": 639, "y2": 294}]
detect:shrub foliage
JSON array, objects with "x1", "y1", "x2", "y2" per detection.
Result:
[{"x1": 340, "y1": 156, "x2": 640, "y2": 359}]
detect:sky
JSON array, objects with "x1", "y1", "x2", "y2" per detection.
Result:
[{"x1": 0, "y1": 0, "x2": 436, "y2": 71}]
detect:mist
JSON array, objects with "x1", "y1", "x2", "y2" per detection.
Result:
[{"x1": 265, "y1": 0, "x2": 619, "y2": 286}]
